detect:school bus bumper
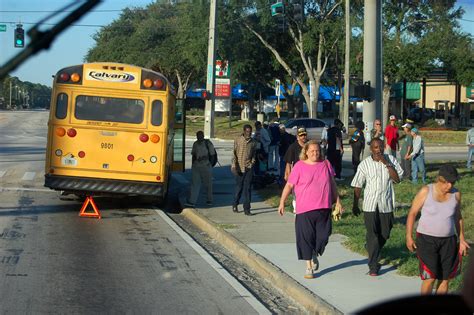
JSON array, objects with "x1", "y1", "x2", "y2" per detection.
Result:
[{"x1": 44, "y1": 174, "x2": 164, "y2": 196}]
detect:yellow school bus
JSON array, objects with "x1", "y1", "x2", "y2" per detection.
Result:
[{"x1": 44, "y1": 63, "x2": 185, "y2": 202}]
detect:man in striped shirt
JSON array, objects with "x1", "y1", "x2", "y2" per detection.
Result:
[{"x1": 351, "y1": 139, "x2": 403, "y2": 276}]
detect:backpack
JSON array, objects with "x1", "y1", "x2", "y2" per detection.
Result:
[{"x1": 205, "y1": 140, "x2": 218, "y2": 167}]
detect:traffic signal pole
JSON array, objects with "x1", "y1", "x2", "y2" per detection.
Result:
[
  {"x1": 343, "y1": 0, "x2": 350, "y2": 129},
  {"x1": 204, "y1": 0, "x2": 217, "y2": 139},
  {"x1": 362, "y1": 0, "x2": 382, "y2": 157}
]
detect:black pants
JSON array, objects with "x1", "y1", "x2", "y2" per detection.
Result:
[
  {"x1": 327, "y1": 150, "x2": 342, "y2": 178},
  {"x1": 233, "y1": 170, "x2": 253, "y2": 212},
  {"x1": 295, "y1": 209, "x2": 332, "y2": 260},
  {"x1": 400, "y1": 158, "x2": 411, "y2": 180},
  {"x1": 364, "y1": 208, "x2": 394, "y2": 272},
  {"x1": 352, "y1": 144, "x2": 363, "y2": 174}
]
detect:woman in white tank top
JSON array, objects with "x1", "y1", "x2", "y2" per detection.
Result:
[{"x1": 406, "y1": 165, "x2": 470, "y2": 295}]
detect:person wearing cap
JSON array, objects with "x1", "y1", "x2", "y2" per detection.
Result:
[
  {"x1": 351, "y1": 138, "x2": 403, "y2": 276},
  {"x1": 406, "y1": 165, "x2": 470, "y2": 294},
  {"x1": 400, "y1": 123, "x2": 413, "y2": 180},
  {"x1": 409, "y1": 127, "x2": 426, "y2": 184},
  {"x1": 384, "y1": 115, "x2": 399, "y2": 157},
  {"x1": 466, "y1": 124, "x2": 474, "y2": 169},
  {"x1": 284, "y1": 127, "x2": 308, "y2": 181},
  {"x1": 327, "y1": 119, "x2": 344, "y2": 180}
]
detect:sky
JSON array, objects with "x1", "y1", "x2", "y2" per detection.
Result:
[
  {"x1": 0, "y1": 0, "x2": 473, "y2": 87},
  {"x1": 0, "y1": 0, "x2": 153, "y2": 87}
]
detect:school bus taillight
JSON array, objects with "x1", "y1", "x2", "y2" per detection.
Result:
[
  {"x1": 150, "y1": 134, "x2": 160, "y2": 143},
  {"x1": 70, "y1": 73, "x2": 81, "y2": 82},
  {"x1": 127, "y1": 154, "x2": 134, "y2": 162},
  {"x1": 67, "y1": 128, "x2": 77, "y2": 137},
  {"x1": 156, "y1": 176, "x2": 161, "y2": 181},
  {"x1": 143, "y1": 79, "x2": 153, "y2": 88},
  {"x1": 139, "y1": 134, "x2": 149, "y2": 142},
  {"x1": 59, "y1": 73, "x2": 70, "y2": 82},
  {"x1": 78, "y1": 151, "x2": 85, "y2": 158},
  {"x1": 56, "y1": 127, "x2": 66, "y2": 137},
  {"x1": 154, "y1": 79, "x2": 164, "y2": 89}
]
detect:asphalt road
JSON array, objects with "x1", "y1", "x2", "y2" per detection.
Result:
[{"x1": 0, "y1": 110, "x2": 268, "y2": 314}]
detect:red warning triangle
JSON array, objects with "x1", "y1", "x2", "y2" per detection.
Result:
[{"x1": 79, "y1": 196, "x2": 101, "y2": 219}]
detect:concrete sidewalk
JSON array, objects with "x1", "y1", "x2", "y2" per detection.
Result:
[{"x1": 174, "y1": 165, "x2": 423, "y2": 313}]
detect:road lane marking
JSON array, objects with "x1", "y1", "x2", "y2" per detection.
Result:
[
  {"x1": 156, "y1": 209, "x2": 271, "y2": 315},
  {"x1": 0, "y1": 187, "x2": 55, "y2": 193},
  {"x1": 0, "y1": 171, "x2": 6, "y2": 178},
  {"x1": 21, "y1": 172, "x2": 36, "y2": 181}
]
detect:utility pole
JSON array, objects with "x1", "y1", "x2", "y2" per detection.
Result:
[
  {"x1": 204, "y1": 0, "x2": 217, "y2": 139},
  {"x1": 8, "y1": 81, "x2": 12, "y2": 110},
  {"x1": 362, "y1": 0, "x2": 382, "y2": 157},
  {"x1": 343, "y1": 0, "x2": 350, "y2": 128}
]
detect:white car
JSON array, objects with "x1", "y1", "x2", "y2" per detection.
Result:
[{"x1": 285, "y1": 118, "x2": 348, "y2": 142}]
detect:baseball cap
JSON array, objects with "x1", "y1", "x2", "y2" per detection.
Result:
[
  {"x1": 279, "y1": 124, "x2": 286, "y2": 129},
  {"x1": 402, "y1": 123, "x2": 412, "y2": 129},
  {"x1": 389, "y1": 115, "x2": 396, "y2": 121},
  {"x1": 297, "y1": 127, "x2": 307, "y2": 136},
  {"x1": 439, "y1": 165, "x2": 458, "y2": 183},
  {"x1": 411, "y1": 127, "x2": 419, "y2": 134}
]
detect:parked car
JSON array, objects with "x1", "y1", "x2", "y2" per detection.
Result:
[
  {"x1": 407, "y1": 108, "x2": 435, "y2": 123},
  {"x1": 284, "y1": 118, "x2": 348, "y2": 142}
]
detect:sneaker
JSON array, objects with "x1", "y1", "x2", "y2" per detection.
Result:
[
  {"x1": 312, "y1": 252, "x2": 319, "y2": 271},
  {"x1": 335, "y1": 177, "x2": 344, "y2": 182},
  {"x1": 369, "y1": 264, "x2": 381, "y2": 276},
  {"x1": 232, "y1": 206, "x2": 238, "y2": 213},
  {"x1": 304, "y1": 268, "x2": 315, "y2": 279}
]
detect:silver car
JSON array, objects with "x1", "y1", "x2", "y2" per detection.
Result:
[
  {"x1": 285, "y1": 118, "x2": 348, "y2": 142},
  {"x1": 284, "y1": 118, "x2": 327, "y2": 142}
]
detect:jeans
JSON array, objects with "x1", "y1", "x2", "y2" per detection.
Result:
[
  {"x1": 411, "y1": 154, "x2": 426, "y2": 184},
  {"x1": 189, "y1": 164, "x2": 213, "y2": 204},
  {"x1": 467, "y1": 146, "x2": 474, "y2": 169},
  {"x1": 233, "y1": 170, "x2": 253, "y2": 212},
  {"x1": 268, "y1": 145, "x2": 279, "y2": 171}
]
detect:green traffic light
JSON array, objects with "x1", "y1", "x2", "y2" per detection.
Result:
[{"x1": 16, "y1": 39, "x2": 23, "y2": 45}]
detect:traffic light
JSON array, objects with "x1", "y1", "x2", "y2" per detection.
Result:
[
  {"x1": 292, "y1": 0, "x2": 304, "y2": 24},
  {"x1": 201, "y1": 90, "x2": 212, "y2": 100},
  {"x1": 14, "y1": 24, "x2": 25, "y2": 48}
]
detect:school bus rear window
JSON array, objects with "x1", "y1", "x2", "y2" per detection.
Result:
[
  {"x1": 55, "y1": 93, "x2": 68, "y2": 119},
  {"x1": 74, "y1": 95, "x2": 145, "y2": 124}
]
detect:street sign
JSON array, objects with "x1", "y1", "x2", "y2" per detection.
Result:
[
  {"x1": 0, "y1": 24, "x2": 6, "y2": 32},
  {"x1": 215, "y1": 60, "x2": 230, "y2": 77},
  {"x1": 271, "y1": 2, "x2": 284, "y2": 16},
  {"x1": 215, "y1": 78, "x2": 231, "y2": 97}
]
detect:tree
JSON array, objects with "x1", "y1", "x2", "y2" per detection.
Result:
[{"x1": 244, "y1": 0, "x2": 343, "y2": 118}]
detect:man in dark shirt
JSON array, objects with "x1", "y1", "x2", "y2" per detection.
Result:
[
  {"x1": 284, "y1": 127, "x2": 307, "y2": 181},
  {"x1": 327, "y1": 119, "x2": 344, "y2": 180}
]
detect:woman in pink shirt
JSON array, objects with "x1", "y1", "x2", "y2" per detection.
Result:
[{"x1": 278, "y1": 140, "x2": 343, "y2": 279}]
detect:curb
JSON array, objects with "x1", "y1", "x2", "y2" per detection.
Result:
[{"x1": 180, "y1": 207, "x2": 342, "y2": 315}]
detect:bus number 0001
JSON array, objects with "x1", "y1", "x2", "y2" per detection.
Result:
[{"x1": 101, "y1": 143, "x2": 113, "y2": 149}]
